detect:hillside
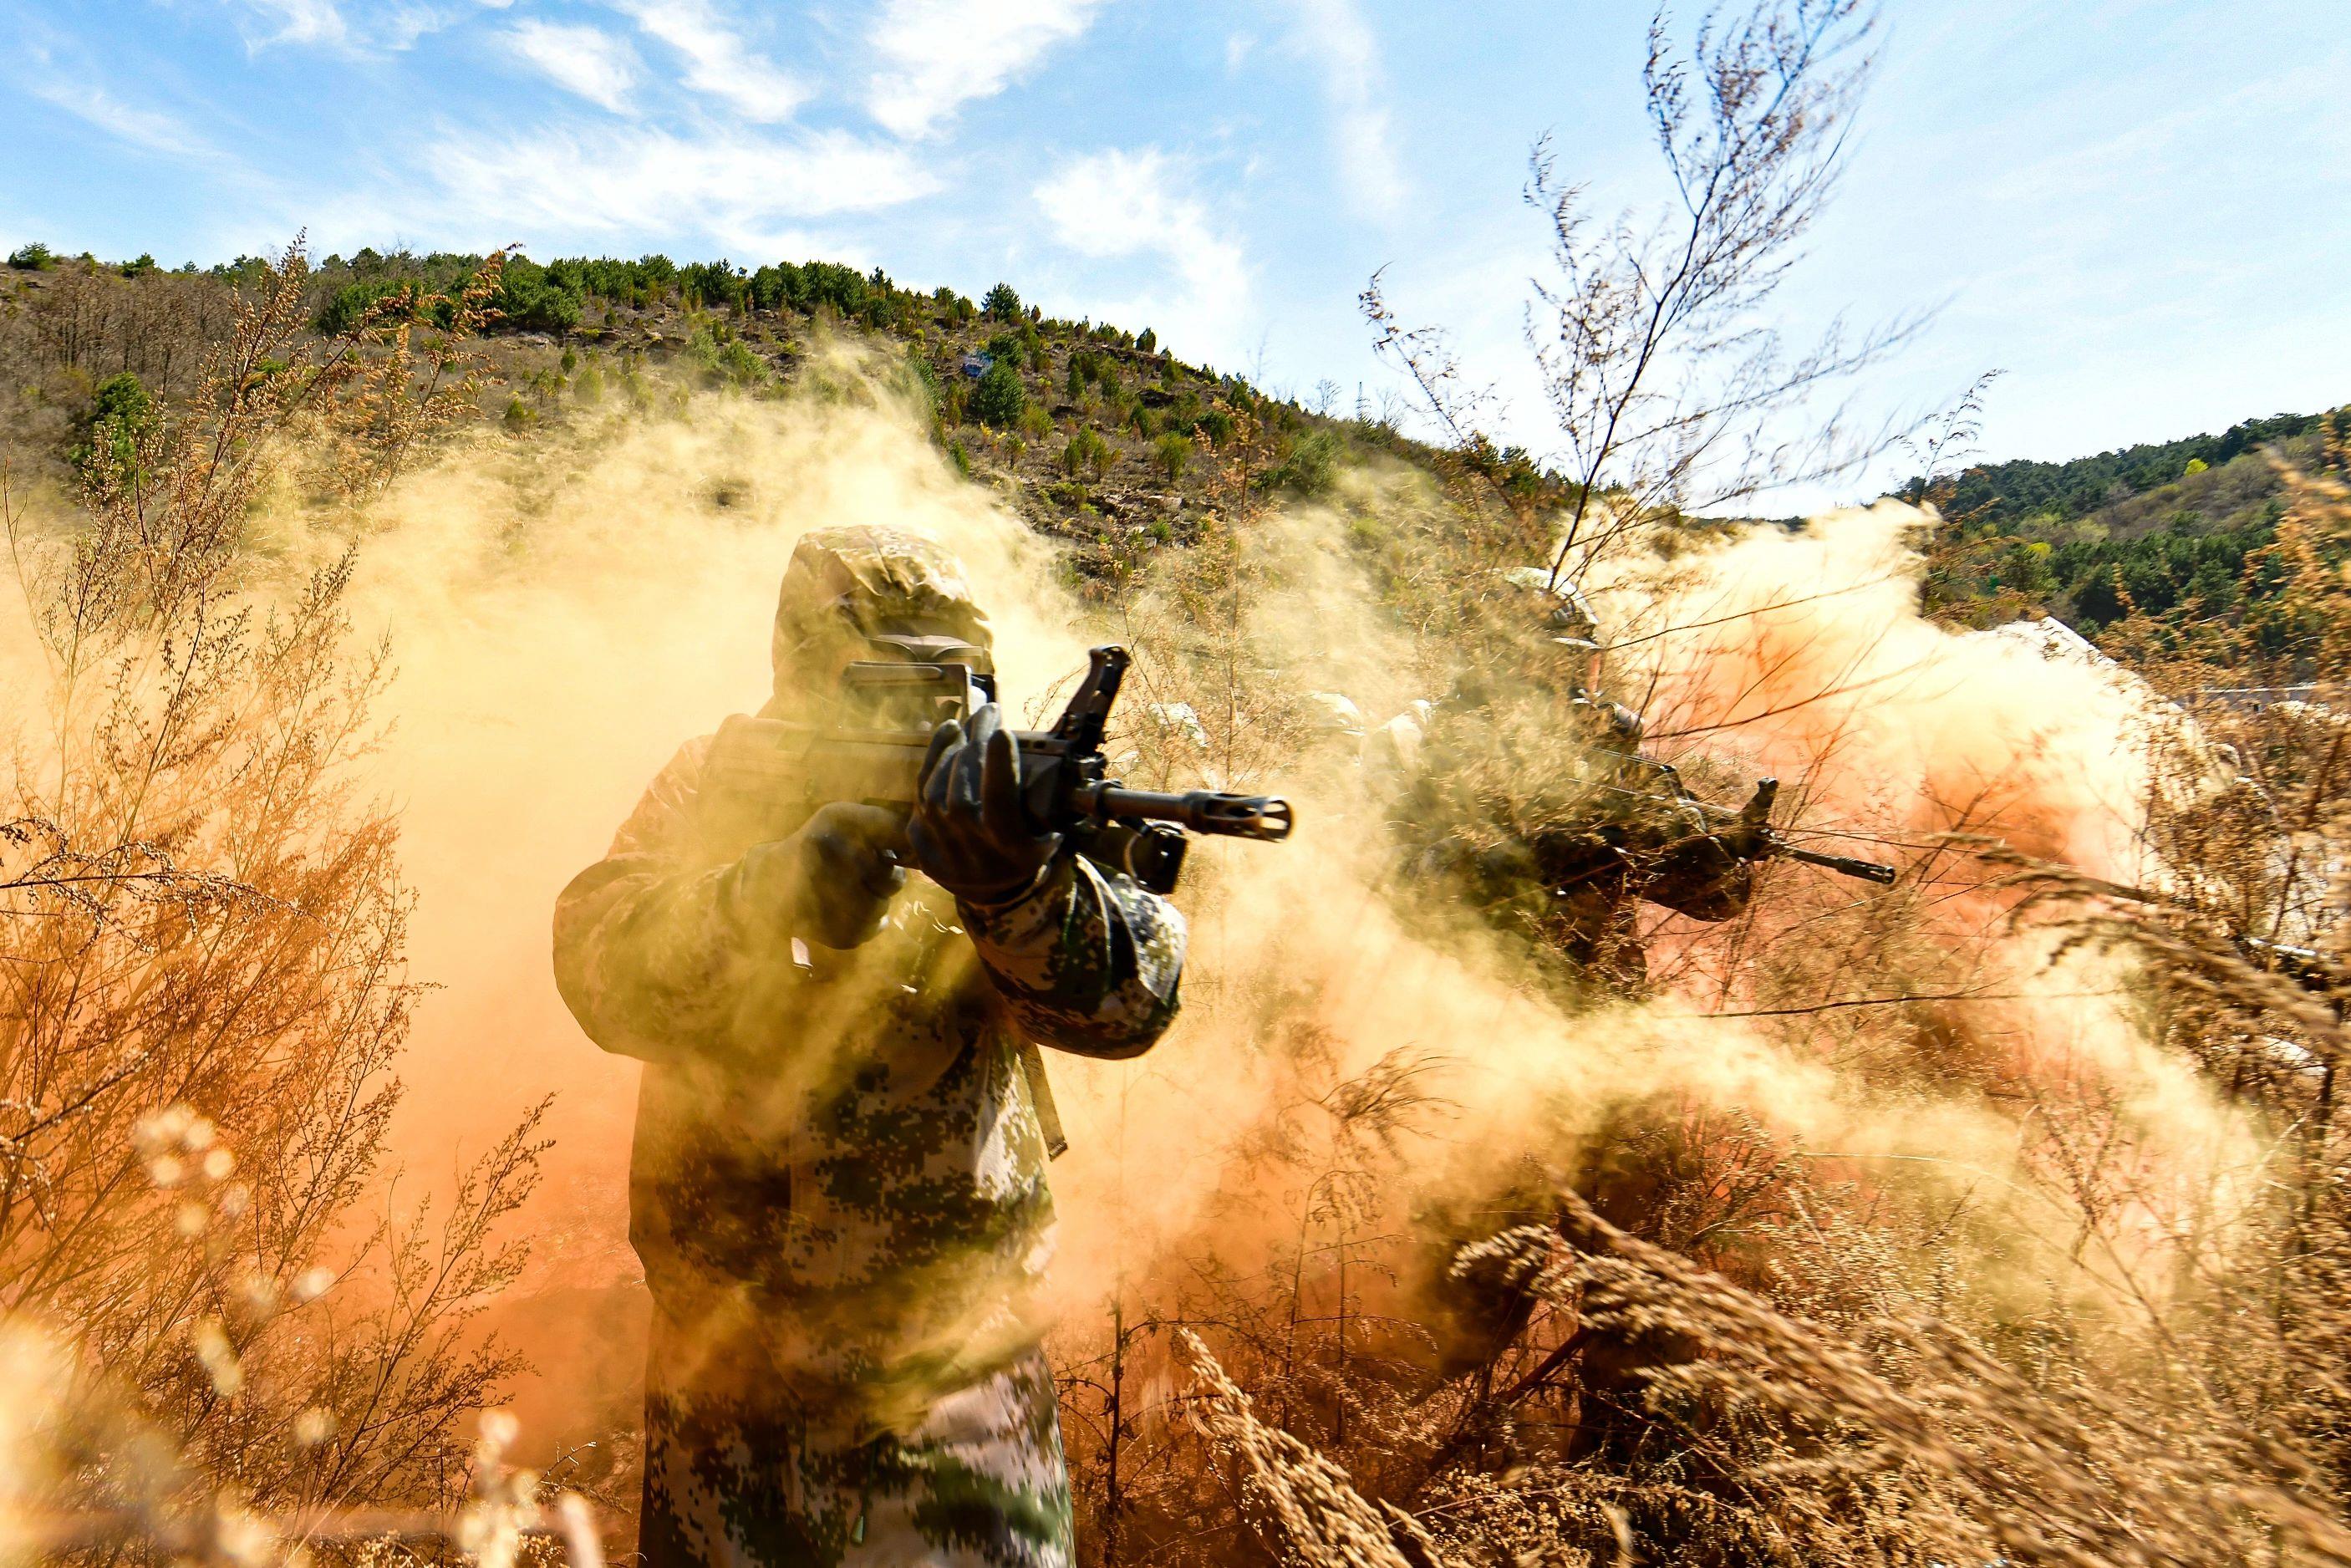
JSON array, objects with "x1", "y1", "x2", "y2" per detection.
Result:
[
  {"x1": 1911, "y1": 407, "x2": 2345, "y2": 634},
  {"x1": 0, "y1": 245, "x2": 1553, "y2": 593},
  {"x1": 5, "y1": 242, "x2": 2340, "y2": 651}
]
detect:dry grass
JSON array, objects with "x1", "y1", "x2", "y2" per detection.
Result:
[{"x1": 0, "y1": 241, "x2": 566, "y2": 1560}]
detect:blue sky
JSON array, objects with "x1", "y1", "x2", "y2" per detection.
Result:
[{"x1": 3, "y1": 0, "x2": 2343, "y2": 498}]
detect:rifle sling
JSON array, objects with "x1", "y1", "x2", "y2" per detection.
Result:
[{"x1": 1019, "y1": 1039, "x2": 1069, "y2": 1160}]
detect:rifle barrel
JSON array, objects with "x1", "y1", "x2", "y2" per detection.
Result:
[
  {"x1": 1784, "y1": 844, "x2": 1898, "y2": 885},
  {"x1": 1083, "y1": 785, "x2": 1295, "y2": 842}
]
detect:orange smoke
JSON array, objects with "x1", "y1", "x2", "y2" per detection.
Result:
[{"x1": 319, "y1": 385, "x2": 2249, "y2": 1457}]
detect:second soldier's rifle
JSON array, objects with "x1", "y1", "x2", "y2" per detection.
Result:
[
  {"x1": 705, "y1": 644, "x2": 1293, "y2": 895},
  {"x1": 1604, "y1": 775, "x2": 1897, "y2": 885},
  {"x1": 2235, "y1": 933, "x2": 2348, "y2": 995}
]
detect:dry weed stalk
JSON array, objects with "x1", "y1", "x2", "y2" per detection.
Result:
[
  {"x1": 1178, "y1": 1330, "x2": 1453, "y2": 1568},
  {"x1": 0, "y1": 238, "x2": 554, "y2": 1560},
  {"x1": 1366, "y1": 0, "x2": 1931, "y2": 581},
  {"x1": 1524, "y1": 1191, "x2": 2351, "y2": 1566}
]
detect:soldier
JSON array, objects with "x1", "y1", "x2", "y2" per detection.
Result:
[
  {"x1": 1370, "y1": 573, "x2": 1768, "y2": 1427},
  {"x1": 553, "y1": 525, "x2": 1186, "y2": 1568},
  {"x1": 1364, "y1": 574, "x2": 1765, "y2": 999}
]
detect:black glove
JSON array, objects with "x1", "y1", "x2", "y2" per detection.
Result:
[
  {"x1": 1718, "y1": 778, "x2": 1778, "y2": 861},
  {"x1": 730, "y1": 802, "x2": 907, "y2": 950},
  {"x1": 908, "y1": 703, "x2": 1062, "y2": 905}
]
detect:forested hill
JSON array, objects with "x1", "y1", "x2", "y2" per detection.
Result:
[
  {"x1": 2, "y1": 242, "x2": 2341, "y2": 653},
  {"x1": 1919, "y1": 411, "x2": 2332, "y2": 533},
  {"x1": 1912, "y1": 405, "x2": 2346, "y2": 634},
  {"x1": 0, "y1": 243, "x2": 1574, "y2": 590}
]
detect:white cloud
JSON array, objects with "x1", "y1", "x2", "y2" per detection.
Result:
[
  {"x1": 384, "y1": 1, "x2": 517, "y2": 49},
  {"x1": 866, "y1": 0, "x2": 1102, "y2": 140},
  {"x1": 221, "y1": 0, "x2": 511, "y2": 53},
  {"x1": 13, "y1": 32, "x2": 224, "y2": 162},
  {"x1": 504, "y1": 20, "x2": 640, "y2": 113},
  {"x1": 231, "y1": 0, "x2": 349, "y2": 48},
  {"x1": 425, "y1": 124, "x2": 935, "y2": 251},
  {"x1": 1285, "y1": 0, "x2": 1405, "y2": 220},
  {"x1": 618, "y1": 0, "x2": 805, "y2": 124},
  {"x1": 28, "y1": 76, "x2": 220, "y2": 160},
  {"x1": 1034, "y1": 147, "x2": 1249, "y2": 362}
]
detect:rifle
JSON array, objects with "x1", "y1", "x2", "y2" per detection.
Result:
[
  {"x1": 2234, "y1": 933, "x2": 2347, "y2": 994},
  {"x1": 705, "y1": 644, "x2": 1293, "y2": 895},
  {"x1": 1665, "y1": 776, "x2": 1898, "y2": 886}
]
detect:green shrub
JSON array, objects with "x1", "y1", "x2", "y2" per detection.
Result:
[
  {"x1": 948, "y1": 438, "x2": 971, "y2": 476},
  {"x1": 1265, "y1": 428, "x2": 1340, "y2": 496},
  {"x1": 619, "y1": 359, "x2": 653, "y2": 410},
  {"x1": 904, "y1": 348, "x2": 943, "y2": 420},
  {"x1": 502, "y1": 397, "x2": 537, "y2": 432},
  {"x1": 573, "y1": 363, "x2": 606, "y2": 405},
  {"x1": 8, "y1": 242, "x2": 56, "y2": 271},
  {"x1": 89, "y1": 371, "x2": 151, "y2": 426},
  {"x1": 717, "y1": 339, "x2": 764, "y2": 386},
  {"x1": 494, "y1": 276, "x2": 582, "y2": 333},
  {"x1": 71, "y1": 372, "x2": 155, "y2": 482},
  {"x1": 120, "y1": 253, "x2": 157, "y2": 277},
  {"x1": 316, "y1": 281, "x2": 405, "y2": 336},
  {"x1": 680, "y1": 260, "x2": 746, "y2": 310},
  {"x1": 1137, "y1": 328, "x2": 1158, "y2": 354},
  {"x1": 970, "y1": 359, "x2": 1027, "y2": 427},
  {"x1": 1062, "y1": 428, "x2": 1113, "y2": 480},
  {"x1": 982, "y1": 282, "x2": 1022, "y2": 320},
  {"x1": 1194, "y1": 408, "x2": 1234, "y2": 449},
  {"x1": 1153, "y1": 431, "x2": 1192, "y2": 482},
  {"x1": 1018, "y1": 404, "x2": 1052, "y2": 440},
  {"x1": 685, "y1": 323, "x2": 766, "y2": 389},
  {"x1": 746, "y1": 263, "x2": 792, "y2": 312}
]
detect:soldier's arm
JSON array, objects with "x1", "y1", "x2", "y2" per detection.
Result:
[
  {"x1": 959, "y1": 855, "x2": 1186, "y2": 1060},
  {"x1": 552, "y1": 738, "x2": 793, "y2": 1064},
  {"x1": 1616, "y1": 757, "x2": 1757, "y2": 923}
]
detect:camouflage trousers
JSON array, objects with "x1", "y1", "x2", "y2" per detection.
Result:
[{"x1": 638, "y1": 1341, "x2": 1074, "y2": 1568}]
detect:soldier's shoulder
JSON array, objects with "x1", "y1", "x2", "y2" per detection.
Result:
[
  {"x1": 601, "y1": 731, "x2": 721, "y2": 857},
  {"x1": 643, "y1": 731, "x2": 719, "y2": 806}
]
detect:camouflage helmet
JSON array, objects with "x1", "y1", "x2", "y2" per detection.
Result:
[
  {"x1": 770, "y1": 526, "x2": 995, "y2": 707},
  {"x1": 1498, "y1": 566, "x2": 1602, "y2": 653},
  {"x1": 1305, "y1": 690, "x2": 1366, "y2": 737}
]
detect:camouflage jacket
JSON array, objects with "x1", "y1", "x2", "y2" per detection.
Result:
[
  {"x1": 553, "y1": 732, "x2": 1184, "y2": 1428},
  {"x1": 1366, "y1": 689, "x2": 1752, "y2": 990}
]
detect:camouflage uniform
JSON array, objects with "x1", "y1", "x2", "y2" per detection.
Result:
[
  {"x1": 1365, "y1": 679, "x2": 1753, "y2": 997},
  {"x1": 554, "y1": 527, "x2": 1186, "y2": 1568},
  {"x1": 1364, "y1": 579, "x2": 1758, "y2": 1388}
]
